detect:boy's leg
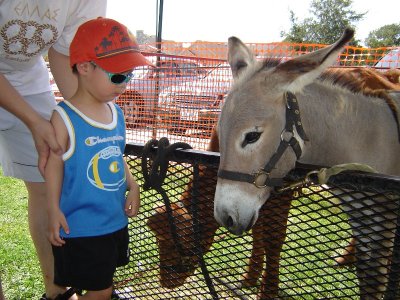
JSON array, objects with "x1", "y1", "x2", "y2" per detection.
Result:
[{"x1": 25, "y1": 182, "x2": 66, "y2": 299}]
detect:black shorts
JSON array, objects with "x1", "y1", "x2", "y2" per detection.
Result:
[{"x1": 52, "y1": 226, "x2": 129, "y2": 291}]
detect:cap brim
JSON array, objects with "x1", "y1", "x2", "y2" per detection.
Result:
[{"x1": 94, "y1": 51, "x2": 155, "y2": 73}]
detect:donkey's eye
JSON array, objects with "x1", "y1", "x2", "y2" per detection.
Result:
[{"x1": 242, "y1": 132, "x2": 262, "y2": 147}]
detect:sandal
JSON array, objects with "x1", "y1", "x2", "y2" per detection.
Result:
[
  {"x1": 40, "y1": 287, "x2": 82, "y2": 300},
  {"x1": 39, "y1": 294, "x2": 48, "y2": 300}
]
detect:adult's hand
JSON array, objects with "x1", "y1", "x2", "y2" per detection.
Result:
[
  {"x1": 0, "y1": 74, "x2": 62, "y2": 176},
  {"x1": 30, "y1": 117, "x2": 63, "y2": 177}
]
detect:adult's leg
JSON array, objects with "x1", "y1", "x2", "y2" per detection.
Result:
[
  {"x1": 0, "y1": 92, "x2": 63, "y2": 298},
  {"x1": 25, "y1": 181, "x2": 66, "y2": 299}
]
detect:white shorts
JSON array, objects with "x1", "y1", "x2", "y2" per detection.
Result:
[{"x1": 0, "y1": 92, "x2": 56, "y2": 182}]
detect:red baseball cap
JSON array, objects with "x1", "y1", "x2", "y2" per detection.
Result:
[{"x1": 70, "y1": 17, "x2": 153, "y2": 73}]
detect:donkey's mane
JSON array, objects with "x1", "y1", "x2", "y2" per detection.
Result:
[
  {"x1": 318, "y1": 67, "x2": 400, "y2": 139},
  {"x1": 318, "y1": 67, "x2": 400, "y2": 94}
]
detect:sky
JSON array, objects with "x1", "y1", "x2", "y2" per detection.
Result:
[{"x1": 106, "y1": 0, "x2": 399, "y2": 45}]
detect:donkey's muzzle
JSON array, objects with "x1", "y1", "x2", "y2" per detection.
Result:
[{"x1": 215, "y1": 207, "x2": 256, "y2": 236}]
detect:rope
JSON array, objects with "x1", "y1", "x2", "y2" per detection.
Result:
[
  {"x1": 141, "y1": 138, "x2": 218, "y2": 299},
  {"x1": 314, "y1": 163, "x2": 377, "y2": 184},
  {"x1": 142, "y1": 137, "x2": 191, "y2": 190},
  {"x1": 141, "y1": 138, "x2": 192, "y2": 260},
  {"x1": 277, "y1": 163, "x2": 377, "y2": 193}
]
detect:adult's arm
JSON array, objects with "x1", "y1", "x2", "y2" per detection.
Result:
[
  {"x1": 47, "y1": 0, "x2": 107, "y2": 99},
  {"x1": 0, "y1": 74, "x2": 62, "y2": 176},
  {"x1": 48, "y1": 47, "x2": 78, "y2": 100}
]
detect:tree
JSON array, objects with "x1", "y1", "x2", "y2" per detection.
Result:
[
  {"x1": 365, "y1": 24, "x2": 400, "y2": 48},
  {"x1": 281, "y1": 0, "x2": 366, "y2": 45}
]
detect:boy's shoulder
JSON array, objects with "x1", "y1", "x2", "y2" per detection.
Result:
[{"x1": 112, "y1": 101, "x2": 124, "y2": 113}]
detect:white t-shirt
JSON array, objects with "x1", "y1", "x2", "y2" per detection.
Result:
[{"x1": 0, "y1": 0, "x2": 107, "y2": 96}]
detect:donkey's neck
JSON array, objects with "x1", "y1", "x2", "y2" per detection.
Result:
[{"x1": 297, "y1": 82, "x2": 400, "y2": 175}]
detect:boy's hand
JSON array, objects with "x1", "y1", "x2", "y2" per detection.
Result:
[
  {"x1": 48, "y1": 209, "x2": 69, "y2": 246},
  {"x1": 125, "y1": 183, "x2": 140, "y2": 217}
]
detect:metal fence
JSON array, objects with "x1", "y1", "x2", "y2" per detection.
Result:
[{"x1": 113, "y1": 141, "x2": 400, "y2": 299}]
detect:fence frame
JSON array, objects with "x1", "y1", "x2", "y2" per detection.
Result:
[{"x1": 118, "y1": 142, "x2": 400, "y2": 299}]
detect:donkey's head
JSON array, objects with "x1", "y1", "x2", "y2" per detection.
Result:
[{"x1": 214, "y1": 28, "x2": 354, "y2": 235}]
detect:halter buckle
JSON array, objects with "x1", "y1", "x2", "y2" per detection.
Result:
[
  {"x1": 281, "y1": 129, "x2": 294, "y2": 143},
  {"x1": 252, "y1": 169, "x2": 270, "y2": 188}
]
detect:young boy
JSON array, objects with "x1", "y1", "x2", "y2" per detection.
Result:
[{"x1": 45, "y1": 17, "x2": 152, "y2": 300}]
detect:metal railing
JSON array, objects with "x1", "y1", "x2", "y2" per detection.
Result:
[{"x1": 114, "y1": 142, "x2": 400, "y2": 299}]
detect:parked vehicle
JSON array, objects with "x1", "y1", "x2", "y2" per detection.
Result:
[
  {"x1": 375, "y1": 48, "x2": 400, "y2": 69},
  {"x1": 158, "y1": 63, "x2": 233, "y2": 135},
  {"x1": 115, "y1": 56, "x2": 207, "y2": 128}
]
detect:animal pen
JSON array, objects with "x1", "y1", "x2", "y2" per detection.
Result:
[{"x1": 91, "y1": 41, "x2": 400, "y2": 298}]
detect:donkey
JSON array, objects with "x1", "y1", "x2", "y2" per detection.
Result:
[{"x1": 214, "y1": 28, "x2": 400, "y2": 299}]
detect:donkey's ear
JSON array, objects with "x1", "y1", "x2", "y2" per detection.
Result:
[
  {"x1": 274, "y1": 28, "x2": 355, "y2": 92},
  {"x1": 227, "y1": 36, "x2": 256, "y2": 79}
]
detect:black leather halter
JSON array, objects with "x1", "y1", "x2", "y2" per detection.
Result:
[{"x1": 217, "y1": 91, "x2": 309, "y2": 188}]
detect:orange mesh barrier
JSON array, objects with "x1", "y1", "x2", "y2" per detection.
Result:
[{"x1": 51, "y1": 42, "x2": 400, "y2": 150}]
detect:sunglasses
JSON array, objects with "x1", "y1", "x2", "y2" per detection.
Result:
[{"x1": 90, "y1": 62, "x2": 133, "y2": 84}]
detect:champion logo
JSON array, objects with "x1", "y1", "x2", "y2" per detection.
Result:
[{"x1": 85, "y1": 135, "x2": 124, "y2": 146}]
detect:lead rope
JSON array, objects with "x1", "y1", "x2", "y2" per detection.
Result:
[
  {"x1": 277, "y1": 163, "x2": 377, "y2": 193},
  {"x1": 141, "y1": 138, "x2": 218, "y2": 300},
  {"x1": 142, "y1": 138, "x2": 191, "y2": 263}
]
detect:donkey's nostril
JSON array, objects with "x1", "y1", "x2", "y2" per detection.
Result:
[{"x1": 226, "y1": 216, "x2": 234, "y2": 228}]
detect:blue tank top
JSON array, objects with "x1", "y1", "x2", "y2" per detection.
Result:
[{"x1": 55, "y1": 101, "x2": 128, "y2": 238}]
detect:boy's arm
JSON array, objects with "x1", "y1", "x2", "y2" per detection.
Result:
[
  {"x1": 45, "y1": 111, "x2": 69, "y2": 246},
  {"x1": 124, "y1": 160, "x2": 140, "y2": 217}
]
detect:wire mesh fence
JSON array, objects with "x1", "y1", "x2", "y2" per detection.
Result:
[{"x1": 113, "y1": 142, "x2": 400, "y2": 299}]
